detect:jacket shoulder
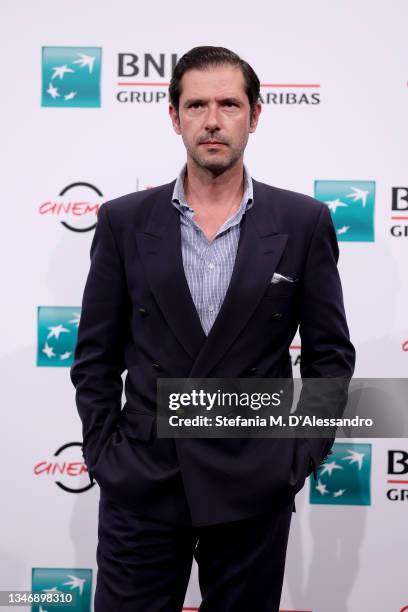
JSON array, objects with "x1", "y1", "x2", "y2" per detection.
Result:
[
  {"x1": 101, "y1": 181, "x2": 175, "y2": 226},
  {"x1": 253, "y1": 179, "x2": 325, "y2": 218}
]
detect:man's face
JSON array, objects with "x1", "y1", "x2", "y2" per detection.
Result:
[{"x1": 169, "y1": 64, "x2": 261, "y2": 176}]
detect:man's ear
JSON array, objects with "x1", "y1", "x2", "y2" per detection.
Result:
[
  {"x1": 169, "y1": 104, "x2": 181, "y2": 135},
  {"x1": 249, "y1": 101, "x2": 262, "y2": 133}
]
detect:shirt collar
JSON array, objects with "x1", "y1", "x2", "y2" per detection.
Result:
[{"x1": 171, "y1": 164, "x2": 254, "y2": 216}]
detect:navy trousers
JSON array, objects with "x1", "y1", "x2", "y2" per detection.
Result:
[{"x1": 95, "y1": 493, "x2": 294, "y2": 612}]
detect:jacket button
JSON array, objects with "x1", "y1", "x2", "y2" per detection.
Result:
[
  {"x1": 249, "y1": 367, "x2": 257, "y2": 374},
  {"x1": 151, "y1": 362, "x2": 161, "y2": 370},
  {"x1": 138, "y1": 307, "x2": 148, "y2": 316},
  {"x1": 271, "y1": 312, "x2": 283, "y2": 319}
]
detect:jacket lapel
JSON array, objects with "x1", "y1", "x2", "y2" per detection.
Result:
[
  {"x1": 135, "y1": 179, "x2": 288, "y2": 374},
  {"x1": 135, "y1": 183, "x2": 206, "y2": 359},
  {"x1": 189, "y1": 179, "x2": 288, "y2": 377}
]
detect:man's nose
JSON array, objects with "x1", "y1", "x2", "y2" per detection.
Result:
[{"x1": 204, "y1": 104, "x2": 221, "y2": 131}]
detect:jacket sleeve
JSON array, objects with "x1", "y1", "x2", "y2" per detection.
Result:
[
  {"x1": 298, "y1": 203, "x2": 356, "y2": 472},
  {"x1": 70, "y1": 203, "x2": 130, "y2": 483}
]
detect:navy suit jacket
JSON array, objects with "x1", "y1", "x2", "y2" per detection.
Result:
[{"x1": 71, "y1": 178, "x2": 355, "y2": 526}]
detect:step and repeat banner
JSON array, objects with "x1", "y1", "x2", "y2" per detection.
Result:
[{"x1": 1, "y1": 1, "x2": 407, "y2": 611}]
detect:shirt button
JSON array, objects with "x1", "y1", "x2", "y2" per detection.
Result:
[
  {"x1": 208, "y1": 262, "x2": 215, "y2": 270},
  {"x1": 208, "y1": 304, "x2": 214, "y2": 312}
]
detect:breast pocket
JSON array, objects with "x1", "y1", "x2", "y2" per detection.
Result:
[
  {"x1": 260, "y1": 280, "x2": 300, "y2": 323},
  {"x1": 263, "y1": 280, "x2": 299, "y2": 300}
]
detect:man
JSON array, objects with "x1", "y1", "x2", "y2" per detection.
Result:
[{"x1": 71, "y1": 46, "x2": 355, "y2": 612}]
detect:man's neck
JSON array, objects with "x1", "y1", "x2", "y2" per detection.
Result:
[{"x1": 183, "y1": 159, "x2": 245, "y2": 209}]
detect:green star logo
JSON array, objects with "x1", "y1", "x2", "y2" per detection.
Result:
[
  {"x1": 37, "y1": 307, "x2": 80, "y2": 367},
  {"x1": 41, "y1": 47, "x2": 102, "y2": 107},
  {"x1": 310, "y1": 442, "x2": 372, "y2": 505},
  {"x1": 31, "y1": 567, "x2": 92, "y2": 611},
  {"x1": 315, "y1": 180, "x2": 375, "y2": 242}
]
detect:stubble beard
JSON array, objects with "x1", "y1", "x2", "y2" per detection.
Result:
[{"x1": 188, "y1": 140, "x2": 247, "y2": 178}]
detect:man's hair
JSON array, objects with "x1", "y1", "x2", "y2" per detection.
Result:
[{"x1": 169, "y1": 46, "x2": 260, "y2": 115}]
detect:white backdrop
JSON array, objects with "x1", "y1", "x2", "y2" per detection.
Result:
[{"x1": 1, "y1": 1, "x2": 408, "y2": 610}]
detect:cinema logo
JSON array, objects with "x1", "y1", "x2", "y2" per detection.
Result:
[
  {"x1": 34, "y1": 442, "x2": 93, "y2": 493},
  {"x1": 38, "y1": 182, "x2": 102, "y2": 232},
  {"x1": 386, "y1": 449, "x2": 408, "y2": 501},
  {"x1": 390, "y1": 187, "x2": 408, "y2": 238},
  {"x1": 259, "y1": 83, "x2": 320, "y2": 105},
  {"x1": 117, "y1": 52, "x2": 178, "y2": 104}
]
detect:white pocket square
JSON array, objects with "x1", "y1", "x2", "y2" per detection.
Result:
[{"x1": 271, "y1": 272, "x2": 296, "y2": 284}]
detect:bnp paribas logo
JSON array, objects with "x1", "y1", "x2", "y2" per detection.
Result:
[
  {"x1": 37, "y1": 307, "x2": 80, "y2": 367},
  {"x1": 31, "y1": 567, "x2": 92, "y2": 611},
  {"x1": 309, "y1": 442, "x2": 371, "y2": 506},
  {"x1": 41, "y1": 47, "x2": 102, "y2": 107},
  {"x1": 314, "y1": 180, "x2": 375, "y2": 242}
]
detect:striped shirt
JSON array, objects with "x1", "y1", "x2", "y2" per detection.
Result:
[{"x1": 171, "y1": 165, "x2": 254, "y2": 335}]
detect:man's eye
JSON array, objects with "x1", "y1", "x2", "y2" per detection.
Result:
[
  {"x1": 224, "y1": 102, "x2": 237, "y2": 107},
  {"x1": 190, "y1": 103, "x2": 202, "y2": 109}
]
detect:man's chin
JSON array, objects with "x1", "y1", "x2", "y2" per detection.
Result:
[
  {"x1": 193, "y1": 154, "x2": 237, "y2": 177},
  {"x1": 203, "y1": 164, "x2": 230, "y2": 177}
]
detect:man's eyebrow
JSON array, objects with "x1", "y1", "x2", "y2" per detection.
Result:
[
  {"x1": 220, "y1": 97, "x2": 242, "y2": 105},
  {"x1": 183, "y1": 98, "x2": 205, "y2": 106},
  {"x1": 183, "y1": 97, "x2": 243, "y2": 106}
]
